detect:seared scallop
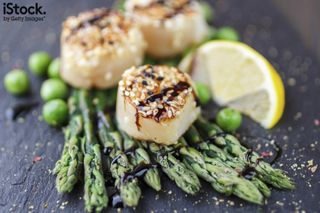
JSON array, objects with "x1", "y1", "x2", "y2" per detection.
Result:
[
  {"x1": 116, "y1": 65, "x2": 200, "y2": 145},
  {"x1": 124, "y1": 0, "x2": 209, "y2": 59},
  {"x1": 61, "y1": 8, "x2": 146, "y2": 89}
]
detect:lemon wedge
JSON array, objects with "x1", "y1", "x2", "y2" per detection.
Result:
[{"x1": 180, "y1": 41, "x2": 285, "y2": 128}]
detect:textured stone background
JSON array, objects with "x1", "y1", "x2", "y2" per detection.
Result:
[{"x1": 0, "y1": 1, "x2": 319, "y2": 212}]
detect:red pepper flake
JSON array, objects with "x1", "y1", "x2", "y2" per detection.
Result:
[
  {"x1": 261, "y1": 151, "x2": 272, "y2": 158},
  {"x1": 33, "y1": 156, "x2": 42, "y2": 163},
  {"x1": 314, "y1": 119, "x2": 320, "y2": 126}
]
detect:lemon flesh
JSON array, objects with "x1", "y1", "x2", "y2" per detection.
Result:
[{"x1": 185, "y1": 41, "x2": 285, "y2": 128}]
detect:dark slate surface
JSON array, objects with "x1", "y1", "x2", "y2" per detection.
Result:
[{"x1": 0, "y1": 1, "x2": 319, "y2": 212}]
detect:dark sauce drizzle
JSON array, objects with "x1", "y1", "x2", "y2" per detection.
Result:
[
  {"x1": 134, "y1": 79, "x2": 198, "y2": 128},
  {"x1": 135, "y1": 108, "x2": 141, "y2": 130},
  {"x1": 103, "y1": 146, "x2": 113, "y2": 155},
  {"x1": 66, "y1": 9, "x2": 112, "y2": 43},
  {"x1": 110, "y1": 193, "x2": 123, "y2": 208},
  {"x1": 108, "y1": 146, "x2": 157, "y2": 183},
  {"x1": 240, "y1": 136, "x2": 283, "y2": 165},
  {"x1": 163, "y1": 0, "x2": 192, "y2": 19},
  {"x1": 71, "y1": 9, "x2": 111, "y2": 33},
  {"x1": 123, "y1": 147, "x2": 137, "y2": 158},
  {"x1": 107, "y1": 157, "x2": 157, "y2": 208},
  {"x1": 5, "y1": 101, "x2": 39, "y2": 121},
  {"x1": 269, "y1": 142, "x2": 282, "y2": 165},
  {"x1": 205, "y1": 133, "x2": 282, "y2": 180},
  {"x1": 240, "y1": 166, "x2": 256, "y2": 180},
  {"x1": 110, "y1": 154, "x2": 123, "y2": 165},
  {"x1": 121, "y1": 163, "x2": 157, "y2": 184},
  {"x1": 97, "y1": 111, "x2": 111, "y2": 129},
  {"x1": 134, "y1": 0, "x2": 192, "y2": 20}
]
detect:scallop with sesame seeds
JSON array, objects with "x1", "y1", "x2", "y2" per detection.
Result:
[
  {"x1": 116, "y1": 65, "x2": 201, "y2": 145},
  {"x1": 124, "y1": 0, "x2": 209, "y2": 59},
  {"x1": 60, "y1": 8, "x2": 146, "y2": 89}
]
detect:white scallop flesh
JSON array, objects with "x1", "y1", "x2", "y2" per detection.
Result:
[{"x1": 116, "y1": 65, "x2": 200, "y2": 145}]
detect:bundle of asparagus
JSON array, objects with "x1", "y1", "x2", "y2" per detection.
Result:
[
  {"x1": 143, "y1": 141, "x2": 201, "y2": 195},
  {"x1": 194, "y1": 116, "x2": 295, "y2": 190},
  {"x1": 53, "y1": 89, "x2": 294, "y2": 212},
  {"x1": 94, "y1": 90, "x2": 162, "y2": 207},
  {"x1": 96, "y1": 111, "x2": 142, "y2": 207},
  {"x1": 178, "y1": 137, "x2": 264, "y2": 204},
  {"x1": 183, "y1": 127, "x2": 271, "y2": 198}
]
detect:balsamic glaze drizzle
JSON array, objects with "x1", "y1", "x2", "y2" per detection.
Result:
[
  {"x1": 110, "y1": 193, "x2": 123, "y2": 208},
  {"x1": 71, "y1": 9, "x2": 110, "y2": 33},
  {"x1": 121, "y1": 163, "x2": 157, "y2": 184},
  {"x1": 134, "y1": 0, "x2": 192, "y2": 20},
  {"x1": 136, "y1": 81, "x2": 196, "y2": 124},
  {"x1": 5, "y1": 101, "x2": 39, "y2": 121},
  {"x1": 97, "y1": 111, "x2": 111, "y2": 129},
  {"x1": 110, "y1": 154, "x2": 123, "y2": 165},
  {"x1": 205, "y1": 133, "x2": 283, "y2": 180},
  {"x1": 240, "y1": 166, "x2": 256, "y2": 180}
]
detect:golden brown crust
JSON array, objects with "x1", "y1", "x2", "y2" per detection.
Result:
[
  {"x1": 129, "y1": 0, "x2": 196, "y2": 20},
  {"x1": 62, "y1": 8, "x2": 133, "y2": 52},
  {"x1": 119, "y1": 65, "x2": 199, "y2": 122}
]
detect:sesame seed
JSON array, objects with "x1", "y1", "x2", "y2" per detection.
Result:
[{"x1": 119, "y1": 65, "x2": 198, "y2": 122}]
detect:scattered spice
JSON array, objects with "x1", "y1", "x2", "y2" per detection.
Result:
[
  {"x1": 310, "y1": 165, "x2": 318, "y2": 173},
  {"x1": 32, "y1": 156, "x2": 42, "y2": 163},
  {"x1": 5, "y1": 101, "x2": 39, "y2": 121},
  {"x1": 307, "y1": 159, "x2": 318, "y2": 173},
  {"x1": 261, "y1": 151, "x2": 273, "y2": 158}
]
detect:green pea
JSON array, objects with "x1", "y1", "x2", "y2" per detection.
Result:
[
  {"x1": 195, "y1": 82, "x2": 211, "y2": 105},
  {"x1": 4, "y1": 69, "x2": 30, "y2": 95},
  {"x1": 206, "y1": 27, "x2": 217, "y2": 41},
  {"x1": 43, "y1": 99, "x2": 68, "y2": 126},
  {"x1": 216, "y1": 108, "x2": 242, "y2": 132},
  {"x1": 116, "y1": 0, "x2": 126, "y2": 12},
  {"x1": 214, "y1": 27, "x2": 240, "y2": 41},
  {"x1": 200, "y1": 1, "x2": 214, "y2": 22},
  {"x1": 40, "y1": 79, "x2": 68, "y2": 102},
  {"x1": 48, "y1": 58, "x2": 61, "y2": 79},
  {"x1": 28, "y1": 51, "x2": 52, "y2": 76}
]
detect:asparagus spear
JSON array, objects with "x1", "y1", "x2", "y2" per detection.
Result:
[
  {"x1": 53, "y1": 91, "x2": 83, "y2": 193},
  {"x1": 95, "y1": 108, "x2": 141, "y2": 207},
  {"x1": 143, "y1": 142, "x2": 201, "y2": 195},
  {"x1": 79, "y1": 90, "x2": 108, "y2": 212},
  {"x1": 194, "y1": 116, "x2": 295, "y2": 190},
  {"x1": 121, "y1": 131, "x2": 162, "y2": 191},
  {"x1": 184, "y1": 125, "x2": 271, "y2": 197},
  {"x1": 178, "y1": 138, "x2": 264, "y2": 204}
]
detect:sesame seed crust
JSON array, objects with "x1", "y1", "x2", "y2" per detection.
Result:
[
  {"x1": 60, "y1": 8, "x2": 146, "y2": 89},
  {"x1": 125, "y1": 0, "x2": 208, "y2": 59},
  {"x1": 62, "y1": 8, "x2": 134, "y2": 53},
  {"x1": 126, "y1": 0, "x2": 196, "y2": 21},
  {"x1": 119, "y1": 65, "x2": 199, "y2": 122}
]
